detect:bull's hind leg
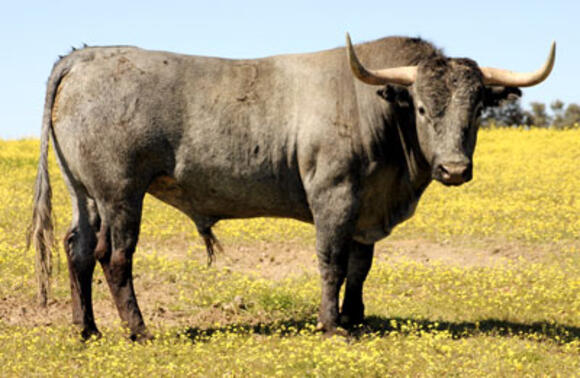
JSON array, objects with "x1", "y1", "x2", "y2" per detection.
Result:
[
  {"x1": 340, "y1": 241, "x2": 374, "y2": 327},
  {"x1": 96, "y1": 194, "x2": 150, "y2": 341},
  {"x1": 64, "y1": 193, "x2": 100, "y2": 340}
]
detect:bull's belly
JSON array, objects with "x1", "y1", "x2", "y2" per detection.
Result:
[{"x1": 147, "y1": 175, "x2": 313, "y2": 222}]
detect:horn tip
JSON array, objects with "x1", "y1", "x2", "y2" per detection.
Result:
[{"x1": 548, "y1": 41, "x2": 556, "y2": 68}]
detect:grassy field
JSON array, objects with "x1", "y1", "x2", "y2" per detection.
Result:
[{"x1": 0, "y1": 128, "x2": 578, "y2": 376}]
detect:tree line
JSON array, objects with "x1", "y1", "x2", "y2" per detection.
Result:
[{"x1": 481, "y1": 99, "x2": 580, "y2": 129}]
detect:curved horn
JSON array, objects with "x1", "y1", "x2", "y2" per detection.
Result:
[
  {"x1": 346, "y1": 33, "x2": 417, "y2": 86},
  {"x1": 481, "y1": 41, "x2": 556, "y2": 87}
]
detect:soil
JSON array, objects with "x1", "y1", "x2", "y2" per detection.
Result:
[{"x1": 1, "y1": 236, "x2": 575, "y2": 331}]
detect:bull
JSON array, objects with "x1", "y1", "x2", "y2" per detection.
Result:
[{"x1": 31, "y1": 34, "x2": 555, "y2": 340}]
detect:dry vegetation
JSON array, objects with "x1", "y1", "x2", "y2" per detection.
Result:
[{"x1": 0, "y1": 128, "x2": 578, "y2": 376}]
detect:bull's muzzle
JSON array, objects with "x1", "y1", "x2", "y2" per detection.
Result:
[{"x1": 435, "y1": 161, "x2": 472, "y2": 186}]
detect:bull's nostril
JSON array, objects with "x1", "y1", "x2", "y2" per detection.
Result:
[
  {"x1": 438, "y1": 164, "x2": 451, "y2": 179},
  {"x1": 437, "y1": 162, "x2": 470, "y2": 184}
]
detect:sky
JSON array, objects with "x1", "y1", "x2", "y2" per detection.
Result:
[{"x1": 0, "y1": 0, "x2": 577, "y2": 139}]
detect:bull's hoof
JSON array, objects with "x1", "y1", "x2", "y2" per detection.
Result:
[
  {"x1": 339, "y1": 313, "x2": 365, "y2": 329},
  {"x1": 323, "y1": 327, "x2": 349, "y2": 338},
  {"x1": 80, "y1": 327, "x2": 102, "y2": 342},
  {"x1": 130, "y1": 330, "x2": 154, "y2": 343},
  {"x1": 315, "y1": 321, "x2": 349, "y2": 338}
]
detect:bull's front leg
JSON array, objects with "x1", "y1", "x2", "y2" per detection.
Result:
[
  {"x1": 311, "y1": 185, "x2": 359, "y2": 334},
  {"x1": 315, "y1": 226, "x2": 350, "y2": 333},
  {"x1": 340, "y1": 241, "x2": 374, "y2": 327}
]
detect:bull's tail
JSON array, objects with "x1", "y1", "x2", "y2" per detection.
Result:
[{"x1": 28, "y1": 59, "x2": 71, "y2": 306}]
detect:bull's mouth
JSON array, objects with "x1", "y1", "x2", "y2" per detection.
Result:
[
  {"x1": 435, "y1": 174, "x2": 472, "y2": 186},
  {"x1": 433, "y1": 162, "x2": 473, "y2": 186}
]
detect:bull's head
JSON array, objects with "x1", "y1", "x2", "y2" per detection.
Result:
[{"x1": 346, "y1": 34, "x2": 555, "y2": 186}]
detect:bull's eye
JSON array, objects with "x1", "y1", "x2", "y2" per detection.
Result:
[
  {"x1": 474, "y1": 104, "x2": 483, "y2": 119},
  {"x1": 418, "y1": 106, "x2": 426, "y2": 116}
]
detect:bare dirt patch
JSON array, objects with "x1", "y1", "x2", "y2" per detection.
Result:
[
  {"x1": 377, "y1": 238, "x2": 515, "y2": 267},
  {"x1": 139, "y1": 237, "x2": 319, "y2": 280},
  {"x1": 142, "y1": 235, "x2": 574, "y2": 276},
  {"x1": 376, "y1": 236, "x2": 579, "y2": 268}
]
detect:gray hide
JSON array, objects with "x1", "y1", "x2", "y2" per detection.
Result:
[{"x1": 31, "y1": 36, "x2": 547, "y2": 340}]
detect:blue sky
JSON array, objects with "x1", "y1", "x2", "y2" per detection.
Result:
[{"x1": 0, "y1": 0, "x2": 577, "y2": 139}]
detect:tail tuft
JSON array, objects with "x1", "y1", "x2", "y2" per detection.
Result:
[{"x1": 29, "y1": 128, "x2": 55, "y2": 306}]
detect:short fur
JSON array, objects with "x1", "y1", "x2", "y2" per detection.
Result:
[{"x1": 32, "y1": 36, "x2": 524, "y2": 339}]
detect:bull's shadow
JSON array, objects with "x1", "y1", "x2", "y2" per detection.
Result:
[{"x1": 181, "y1": 316, "x2": 579, "y2": 344}]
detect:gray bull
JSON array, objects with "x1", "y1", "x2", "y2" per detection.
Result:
[{"x1": 31, "y1": 34, "x2": 554, "y2": 340}]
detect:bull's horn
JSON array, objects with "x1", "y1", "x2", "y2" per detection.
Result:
[
  {"x1": 481, "y1": 41, "x2": 556, "y2": 87},
  {"x1": 346, "y1": 33, "x2": 417, "y2": 86}
]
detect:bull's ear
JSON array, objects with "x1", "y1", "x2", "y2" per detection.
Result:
[
  {"x1": 377, "y1": 85, "x2": 396, "y2": 102},
  {"x1": 483, "y1": 86, "x2": 522, "y2": 107},
  {"x1": 377, "y1": 84, "x2": 411, "y2": 105}
]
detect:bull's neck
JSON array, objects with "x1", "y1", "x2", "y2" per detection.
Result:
[
  {"x1": 392, "y1": 114, "x2": 431, "y2": 193},
  {"x1": 359, "y1": 97, "x2": 431, "y2": 195}
]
